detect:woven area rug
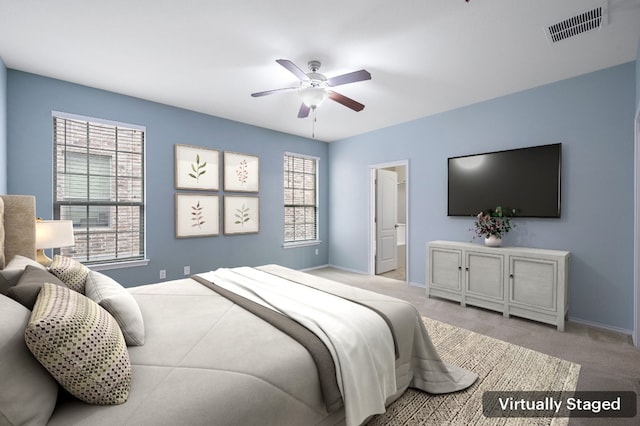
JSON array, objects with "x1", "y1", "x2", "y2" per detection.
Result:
[{"x1": 366, "y1": 317, "x2": 581, "y2": 426}]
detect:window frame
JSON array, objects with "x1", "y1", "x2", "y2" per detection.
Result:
[
  {"x1": 283, "y1": 152, "x2": 321, "y2": 248},
  {"x1": 52, "y1": 111, "x2": 148, "y2": 269}
]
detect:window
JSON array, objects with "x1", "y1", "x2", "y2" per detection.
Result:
[
  {"x1": 53, "y1": 112, "x2": 145, "y2": 265},
  {"x1": 284, "y1": 153, "x2": 319, "y2": 244}
]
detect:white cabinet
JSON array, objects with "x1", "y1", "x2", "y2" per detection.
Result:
[{"x1": 427, "y1": 240, "x2": 569, "y2": 331}]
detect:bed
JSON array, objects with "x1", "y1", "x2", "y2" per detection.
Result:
[{"x1": 0, "y1": 195, "x2": 477, "y2": 426}]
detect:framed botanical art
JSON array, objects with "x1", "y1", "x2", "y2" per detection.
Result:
[
  {"x1": 223, "y1": 151, "x2": 259, "y2": 192},
  {"x1": 175, "y1": 193, "x2": 219, "y2": 238},
  {"x1": 224, "y1": 195, "x2": 259, "y2": 235},
  {"x1": 175, "y1": 144, "x2": 219, "y2": 191}
]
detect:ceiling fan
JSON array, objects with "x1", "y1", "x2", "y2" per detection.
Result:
[{"x1": 251, "y1": 59, "x2": 371, "y2": 118}]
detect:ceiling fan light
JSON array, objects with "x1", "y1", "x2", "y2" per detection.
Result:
[{"x1": 299, "y1": 86, "x2": 328, "y2": 109}]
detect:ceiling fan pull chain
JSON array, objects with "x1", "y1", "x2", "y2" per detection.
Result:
[{"x1": 312, "y1": 108, "x2": 317, "y2": 138}]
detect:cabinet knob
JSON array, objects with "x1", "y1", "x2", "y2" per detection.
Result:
[
  {"x1": 509, "y1": 274, "x2": 514, "y2": 279},
  {"x1": 458, "y1": 266, "x2": 462, "y2": 270}
]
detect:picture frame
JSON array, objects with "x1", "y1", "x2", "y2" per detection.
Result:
[
  {"x1": 175, "y1": 193, "x2": 219, "y2": 238},
  {"x1": 223, "y1": 151, "x2": 259, "y2": 192},
  {"x1": 175, "y1": 144, "x2": 220, "y2": 191},
  {"x1": 224, "y1": 195, "x2": 259, "y2": 235}
]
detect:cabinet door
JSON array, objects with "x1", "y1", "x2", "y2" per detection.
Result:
[
  {"x1": 429, "y1": 247, "x2": 462, "y2": 291},
  {"x1": 466, "y1": 251, "x2": 504, "y2": 300},
  {"x1": 509, "y1": 256, "x2": 557, "y2": 311}
]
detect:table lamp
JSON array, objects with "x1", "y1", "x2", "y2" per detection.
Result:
[{"x1": 35, "y1": 219, "x2": 75, "y2": 266}]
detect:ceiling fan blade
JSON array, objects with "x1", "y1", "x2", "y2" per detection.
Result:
[
  {"x1": 328, "y1": 91, "x2": 365, "y2": 112},
  {"x1": 297, "y1": 103, "x2": 311, "y2": 118},
  {"x1": 276, "y1": 59, "x2": 309, "y2": 81},
  {"x1": 251, "y1": 87, "x2": 298, "y2": 97},
  {"x1": 327, "y1": 69, "x2": 371, "y2": 87}
]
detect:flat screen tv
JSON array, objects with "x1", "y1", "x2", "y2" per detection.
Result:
[{"x1": 448, "y1": 143, "x2": 561, "y2": 218}]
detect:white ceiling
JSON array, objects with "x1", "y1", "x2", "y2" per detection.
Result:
[{"x1": 1, "y1": 0, "x2": 639, "y2": 142}]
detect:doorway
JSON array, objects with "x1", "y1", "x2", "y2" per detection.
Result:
[{"x1": 369, "y1": 161, "x2": 408, "y2": 282}]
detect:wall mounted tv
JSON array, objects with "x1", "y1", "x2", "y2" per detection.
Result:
[{"x1": 448, "y1": 143, "x2": 561, "y2": 218}]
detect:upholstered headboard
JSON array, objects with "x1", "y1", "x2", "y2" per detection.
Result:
[{"x1": 0, "y1": 195, "x2": 37, "y2": 268}]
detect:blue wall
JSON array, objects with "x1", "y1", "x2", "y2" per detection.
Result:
[
  {"x1": 637, "y1": 39, "x2": 640, "y2": 108},
  {"x1": 0, "y1": 57, "x2": 6, "y2": 193},
  {"x1": 6, "y1": 71, "x2": 329, "y2": 286},
  {"x1": 328, "y1": 62, "x2": 636, "y2": 331},
  {"x1": 5, "y1": 61, "x2": 638, "y2": 331}
]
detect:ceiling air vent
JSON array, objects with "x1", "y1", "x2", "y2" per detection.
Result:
[{"x1": 545, "y1": 3, "x2": 608, "y2": 43}]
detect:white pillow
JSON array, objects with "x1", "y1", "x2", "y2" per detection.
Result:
[
  {"x1": 0, "y1": 294, "x2": 58, "y2": 424},
  {"x1": 85, "y1": 270, "x2": 145, "y2": 346}
]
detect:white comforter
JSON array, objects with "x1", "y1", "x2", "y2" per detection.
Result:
[{"x1": 198, "y1": 267, "x2": 397, "y2": 426}]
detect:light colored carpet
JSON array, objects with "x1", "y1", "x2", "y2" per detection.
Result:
[{"x1": 367, "y1": 317, "x2": 581, "y2": 426}]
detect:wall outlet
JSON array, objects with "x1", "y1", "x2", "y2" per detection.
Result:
[
  {"x1": 183, "y1": 265, "x2": 190, "y2": 275},
  {"x1": 315, "y1": 249, "x2": 319, "y2": 255},
  {"x1": 159, "y1": 270, "x2": 166, "y2": 279}
]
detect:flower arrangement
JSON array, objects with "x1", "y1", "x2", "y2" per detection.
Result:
[{"x1": 471, "y1": 206, "x2": 516, "y2": 239}]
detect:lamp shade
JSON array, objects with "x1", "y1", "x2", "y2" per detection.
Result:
[
  {"x1": 35, "y1": 220, "x2": 75, "y2": 249},
  {"x1": 299, "y1": 86, "x2": 328, "y2": 109}
]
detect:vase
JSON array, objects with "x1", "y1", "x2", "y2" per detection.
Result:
[{"x1": 484, "y1": 235, "x2": 502, "y2": 247}]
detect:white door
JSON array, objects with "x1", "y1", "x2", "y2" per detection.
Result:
[{"x1": 376, "y1": 169, "x2": 398, "y2": 274}]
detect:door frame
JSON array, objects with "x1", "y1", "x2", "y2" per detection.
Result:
[
  {"x1": 634, "y1": 105, "x2": 639, "y2": 347},
  {"x1": 369, "y1": 160, "x2": 409, "y2": 281}
]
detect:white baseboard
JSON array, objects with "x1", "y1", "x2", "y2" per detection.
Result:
[
  {"x1": 299, "y1": 264, "x2": 330, "y2": 272},
  {"x1": 568, "y1": 316, "x2": 633, "y2": 337},
  {"x1": 326, "y1": 264, "x2": 370, "y2": 275}
]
